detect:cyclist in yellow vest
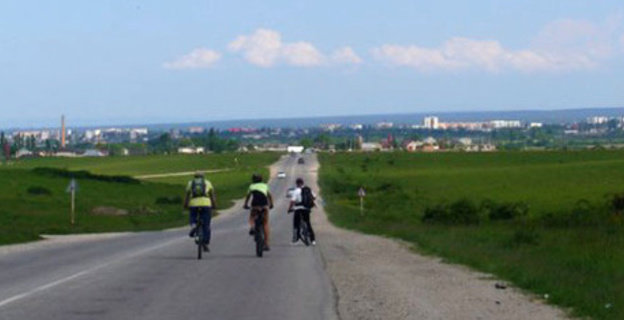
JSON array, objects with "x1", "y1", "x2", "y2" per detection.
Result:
[
  {"x1": 243, "y1": 173, "x2": 274, "y2": 251},
  {"x1": 184, "y1": 172, "x2": 216, "y2": 252}
]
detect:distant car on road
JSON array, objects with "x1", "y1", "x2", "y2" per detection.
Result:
[
  {"x1": 277, "y1": 171, "x2": 286, "y2": 179},
  {"x1": 297, "y1": 158, "x2": 305, "y2": 164},
  {"x1": 286, "y1": 187, "x2": 295, "y2": 198}
]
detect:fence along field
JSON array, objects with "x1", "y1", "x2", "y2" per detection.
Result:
[
  {"x1": 0, "y1": 153, "x2": 278, "y2": 245},
  {"x1": 319, "y1": 150, "x2": 624, "y2": 320}
]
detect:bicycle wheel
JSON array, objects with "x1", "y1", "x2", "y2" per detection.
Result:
[
  {"x1": 255, "y1": 221, "x2": 264, "y2": 257},
  {"x1": 300, "y1": 221, "x2": 310, "y2": 246},
  {"x1": 196, "y1": 225, "x2": 203, "y2": 260}
]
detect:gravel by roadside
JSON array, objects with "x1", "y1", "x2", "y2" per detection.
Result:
[{"x1": 308, "y1": 156, "x2": 567, "y2": 320}]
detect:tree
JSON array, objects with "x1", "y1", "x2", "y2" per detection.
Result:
[
  {"x1": 29, "y1": 136, "x2": 36, "y2": 150},
  {"x1": 314, "y1": 134, "x2": 331, "y2": 149},
  {"x1": 107, "y1": 144, "x2": 124, "y2": 156},
  {"x1": 3, "y1": 142, "x2": 10, "y2": 161},
  {"x1": 1, "y1": 132, "x2": 8, "y2": 162},
  {"x1": 148, "y1": 133, "x2": 174, "y2": 154},
  {"x1": 208, "y1": 128, "x2": 217, "y2": 151},
  {"x1": 299, "y1": 138, "x2": 313, "y2": 149}
]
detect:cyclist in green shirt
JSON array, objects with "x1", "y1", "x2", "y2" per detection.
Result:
[
  {"x1": 184, "y1": 172, "x2": 217, "y2": 252},
  {"x1": 243, "y1": 173, "x2": 274, "y2": 250}
]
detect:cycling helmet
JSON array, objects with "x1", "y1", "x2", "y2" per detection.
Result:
[{"x1": 252, "y1": 173, "x2": 263, "y2": 183}]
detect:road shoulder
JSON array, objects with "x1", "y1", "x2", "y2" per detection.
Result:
[{"x1": 309, "y1": 158, "x2": 567, "y2": 320}]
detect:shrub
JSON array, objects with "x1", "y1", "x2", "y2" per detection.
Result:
[
  {"x1": 376, "y1": 182, "x2": 396, "y2": 192},
  {"x1": 27, "y1": 186, "x2": 52, "y2": 196},
  {"x1": 422, "y1": 203, "x2": 450, "y2": 223},
  {"x1": 609, "y1": 192, "x2": 624, "y2": 215},
  {"x1": 422, "y1": 198, "x2": 480, "y2": 225},
  {"x1": 449, "y1": 198, "x2": 480, "y2": 224},
  {"x1": 155, "y1": 196, "x2": 182, "y2": 205},
  {"x1": 508, "y1": 228, "x2": 540, "y2": 246},
  {"x1": 541, "y1": 199, "x2": 609, "y2": 227},
  {"x1": 482, "y1": 200, "x2": 529, "y2": 221},
  {"x1": 32, "y1": 167, "x2": 140, "y2": 184}
]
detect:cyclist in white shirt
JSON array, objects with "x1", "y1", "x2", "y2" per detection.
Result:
[{"x1": 287, "y1": 178, "x2": 317, "y2": 245}]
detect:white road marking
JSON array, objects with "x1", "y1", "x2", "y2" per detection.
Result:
[{"x1": 0, "y1": 236, "x2": 184, "y2": 309}]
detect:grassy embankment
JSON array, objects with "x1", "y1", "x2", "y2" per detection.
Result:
[
  {"x1": 0, "y1": 153, "x2": 279, "y2": 245},
  {"x1": 319, "y1": 151, "x2": 624, "y2": 320}
]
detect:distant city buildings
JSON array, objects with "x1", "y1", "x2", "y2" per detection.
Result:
[
  {"x1": 418, "y1": 116, "x2": 523, "y2": 131},
  {"x1": 423, "y1": 116, "x2": 439, "y2": 129},
  {"x1": 489, "y1": 120, "x2": 522, "y2": 129},
  {"x1": 188, "y1": 127, "x2": 205, "y2": 134},
  {"x1": 178, "y1": 147, "x2": 205, "y2": 154},
  {"x1": 361, "y1": 142, "x2": 383, "y2": 152},
  {"x1": 6, "y1": 111, "x2": 624, "y2": 159},
  {"x1": 587, "y1": 116, "x2": 609, "y2": 125},
  {"x1": 349, "y1": 124, "x2": 363, "y2": 130},
  {"x1": 320, "y1": 123, "x2": 342, "y2": 132},
  {"x1": 375, "y1": 122, "x2": 394, "y2": 129}
]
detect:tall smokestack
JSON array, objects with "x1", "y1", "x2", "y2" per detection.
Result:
[{"x1": 61, "y1": 115, "x2": 66, "y2": 149}]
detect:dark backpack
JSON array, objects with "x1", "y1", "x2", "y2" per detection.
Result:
[
  {"x1": 250, "y1": 190, "x2": 269, "y2": 207},
  {"x1": 300, "y1": 186, "x2": 315, "y2": 209},
  {"x1": 191, "y1": 178, "x2": 206, "y2": 198}
]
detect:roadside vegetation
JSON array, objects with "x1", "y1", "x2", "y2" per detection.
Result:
[
  {"x1": 0, "y1": 153, "x2": 278, "y2": 245},
  {"x1": 319, "y1": 150, "x2": 624, "y2": 320}
]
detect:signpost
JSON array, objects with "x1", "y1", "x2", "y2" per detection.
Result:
[
  {"x1": 66, "y1": 179, "x2": 77, "y2": 225},
  {"x1": 358, "y1": 187, "x2": 366, "y2": 216}
]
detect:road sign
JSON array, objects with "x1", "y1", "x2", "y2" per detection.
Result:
[
  {"x1": 358, "y1": 187, "x2": 366, "y2": 216},
  {"x1": 66, "y1": 178, "x2": 77, "y2": 193},
  {"x1": 66, "y1": 179, "x2": 78, "y2": 225}
]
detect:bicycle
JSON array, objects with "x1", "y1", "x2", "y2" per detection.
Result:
[
  {"x1": 300, "y1": 218, "x2": 311, "y2": 246},
  {"x1": 252, "y1": 207, "x2": 267, "y2": 257},
  {"x1": 289, "y1": 209, "x2": 311, "y2": 246},
  {"x1": 194, "y1": 219, "x2": 205, "y2": 260}
]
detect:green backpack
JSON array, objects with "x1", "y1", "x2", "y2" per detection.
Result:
[{"x1": 191, "y1": 178, "x2": 207, "y2": 198}]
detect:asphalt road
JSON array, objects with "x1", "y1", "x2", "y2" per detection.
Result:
[{"x1": 0, "y1": 154, "x2": 337, "y2": 320}]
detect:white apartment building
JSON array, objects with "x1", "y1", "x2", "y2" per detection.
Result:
[
  {"x1": 489, "y1": 120, "x2": 522, "y2": 129},
  {"x1": 423, "y1": 116, "x2": 439, "y2": 129},
  {"x1": 375, "y1": 122, "x2": 394, "y2": 129},
  {"x1": 587, "y1": 116, "x2": 609, "y2": 125}
]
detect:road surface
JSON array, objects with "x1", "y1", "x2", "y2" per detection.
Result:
[{"x1": 0, "y1": 154, "x2": 336, "y2": 320}]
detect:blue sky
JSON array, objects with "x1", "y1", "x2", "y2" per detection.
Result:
[{"x1": 1, "y1": 1, "x2": 624, "y2": 128}]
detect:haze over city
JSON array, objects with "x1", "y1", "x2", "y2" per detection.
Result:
[{"x1": 2, "y1": 1, "x2": 624, "y2": 129}]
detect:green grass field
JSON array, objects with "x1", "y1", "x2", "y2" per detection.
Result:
[
  {"x1": 0, "y1": 153, "x2": 279, "y2": 245},
  {"x1": 319, "y1": 151, "x2": 624, "y2": 320},
  {"x1": 9, "y1": 153, "x2": 270, "y2": 176}
]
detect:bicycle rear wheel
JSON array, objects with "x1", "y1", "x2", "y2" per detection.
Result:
[
  {"x1": 196, "y1": 225, "x2": 203, "y2": 260},
  {"x1": 300, "y1": 221, "x2": 310, "y2": 246},
  {"x1": 255, "y1": 224, "x2": 264, "y2": 257}
]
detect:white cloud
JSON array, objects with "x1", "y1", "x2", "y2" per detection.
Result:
[
  {"x1": 373, "y1": 17, "x2": 624, "y2": 73},
  {"x1": 331, "y1": 47, "x2": 363, "y2": 64},
  {"x1": 163, "y1": 48, "x2": 221, "y2": 69},
  {"x1": 372, "y1": 37, "x2": 601, "y2": 73},
  {"x1": 228, "y1": 29, "x2": 282, "y2": 67},
  {"x1": 228, "y1": 29, "x2": 326, "y2": 67},
  {"x1": 282, "y1": 42, "x2": 325, "y2": 66}
]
